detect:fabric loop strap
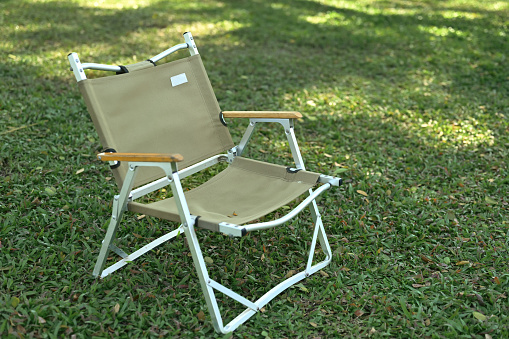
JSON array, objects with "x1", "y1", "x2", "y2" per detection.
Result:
[
  {"x1": 286, "y1": 167, "x2": 302, "y2": 174},
  {"x1": 116, "y1": 66, "x2": 129, "y2": 75},
  {"x1": 219, "y1": 111, "x2": 227, "y2": 126}
]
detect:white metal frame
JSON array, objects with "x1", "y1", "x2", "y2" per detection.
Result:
[
  {"x1": 68, "y1": 32, "x2": 195, "y2": 82},
  {"x1": 69, "y1": 32, "x2": 342, "y2": 334}
]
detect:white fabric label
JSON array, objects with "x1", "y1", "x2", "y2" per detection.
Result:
[{"x1": 171, "y1": 73, "x2": 188, "y2": 87}]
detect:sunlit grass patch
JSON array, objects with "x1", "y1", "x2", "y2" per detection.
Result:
[{"x1": 418, "y1": 117, "x2": 495, "y2": 147}]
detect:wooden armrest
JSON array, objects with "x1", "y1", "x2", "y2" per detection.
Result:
[
  {"x1": 222, "y1": 111, "x2": 303, "y2": 119},
  {"x1": 97, "y1": 152, "x2": 184, "y2": 163}
]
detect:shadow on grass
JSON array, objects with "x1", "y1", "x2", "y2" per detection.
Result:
[{"x1": 5, "y1": 0, "x2": 505, "y2": 118}]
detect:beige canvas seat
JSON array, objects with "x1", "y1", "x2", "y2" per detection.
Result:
[
  {"x1": 129, "y1": 157, "x2": 321, "y2": 229},
  {"x1": 68, "y1": 32, "x2": 342, "y2": 334}
]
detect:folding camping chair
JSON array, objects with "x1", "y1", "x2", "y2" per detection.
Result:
[{"x1": 68, "y1": 32, "x2": 342, "y2": 333}]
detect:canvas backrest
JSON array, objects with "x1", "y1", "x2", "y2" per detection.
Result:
[{"x1": 78, "y1": 54, "x2": 234, "y2": 188}]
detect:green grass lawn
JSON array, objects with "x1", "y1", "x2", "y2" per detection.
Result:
[{"x1": 1, "y1": 0, "x2": 508, "y2": 337}]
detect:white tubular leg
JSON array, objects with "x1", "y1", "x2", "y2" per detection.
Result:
[
  {"x1": 182, "y1": 222, "x2": 225, "y2": 332},
  {"x1": 93, "y1": 165, "x2": 138, "y2": 277},
  {"x1": 169, "y1": 167, "x2": 225, "y2": 332}
]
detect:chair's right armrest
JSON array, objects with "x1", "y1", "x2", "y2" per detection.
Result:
[
  {"x1": 222, "y1": 111, "x2": 303, "y2": 119},
  {"x1": 97, "y1": 152, "x2": 184, "y2": 163}
]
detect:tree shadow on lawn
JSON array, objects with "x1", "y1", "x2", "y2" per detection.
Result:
[
  {"x1": 6, "y1": 0, "x2": 507, "y2": 99},
  {"x1": 212, "y1": 0, "x2": 507, "y2": 110},
  {"x1": 374, "y1": 0, "x2": 508, "y2": 15}
]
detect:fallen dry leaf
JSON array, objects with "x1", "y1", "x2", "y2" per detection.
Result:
[
  {"x1": 356, "y1": 190, "x2": 368, "y2": 197},
  {"x1": 354, "y1": 310, "x2": 364, "y2": 317},
  {"x1": 420, "y1": 255, "x2": 434, "y2": 263},
  {"x1": 456, "y1": 261, "x2": 470, "y2": 266},
  {"x1": 319, "y1": 270, "x2": 329, "y2": 278},
  {"x1": 197, "y1": 310, "x2": 205, "y2": 322},
  {"x1": 286, "y1": 270, "x2": 296, "y2": 278},
  {"x1": 412, "y1": 284, "x2": 427, "y2": 288}
]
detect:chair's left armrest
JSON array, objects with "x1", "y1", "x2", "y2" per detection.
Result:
[
  {"x1": 97, "y1": 152, "x2": 184, "y2": 163},
  {"x1": 222, "y1": 111, "x2": 303, "y2": 119}
]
